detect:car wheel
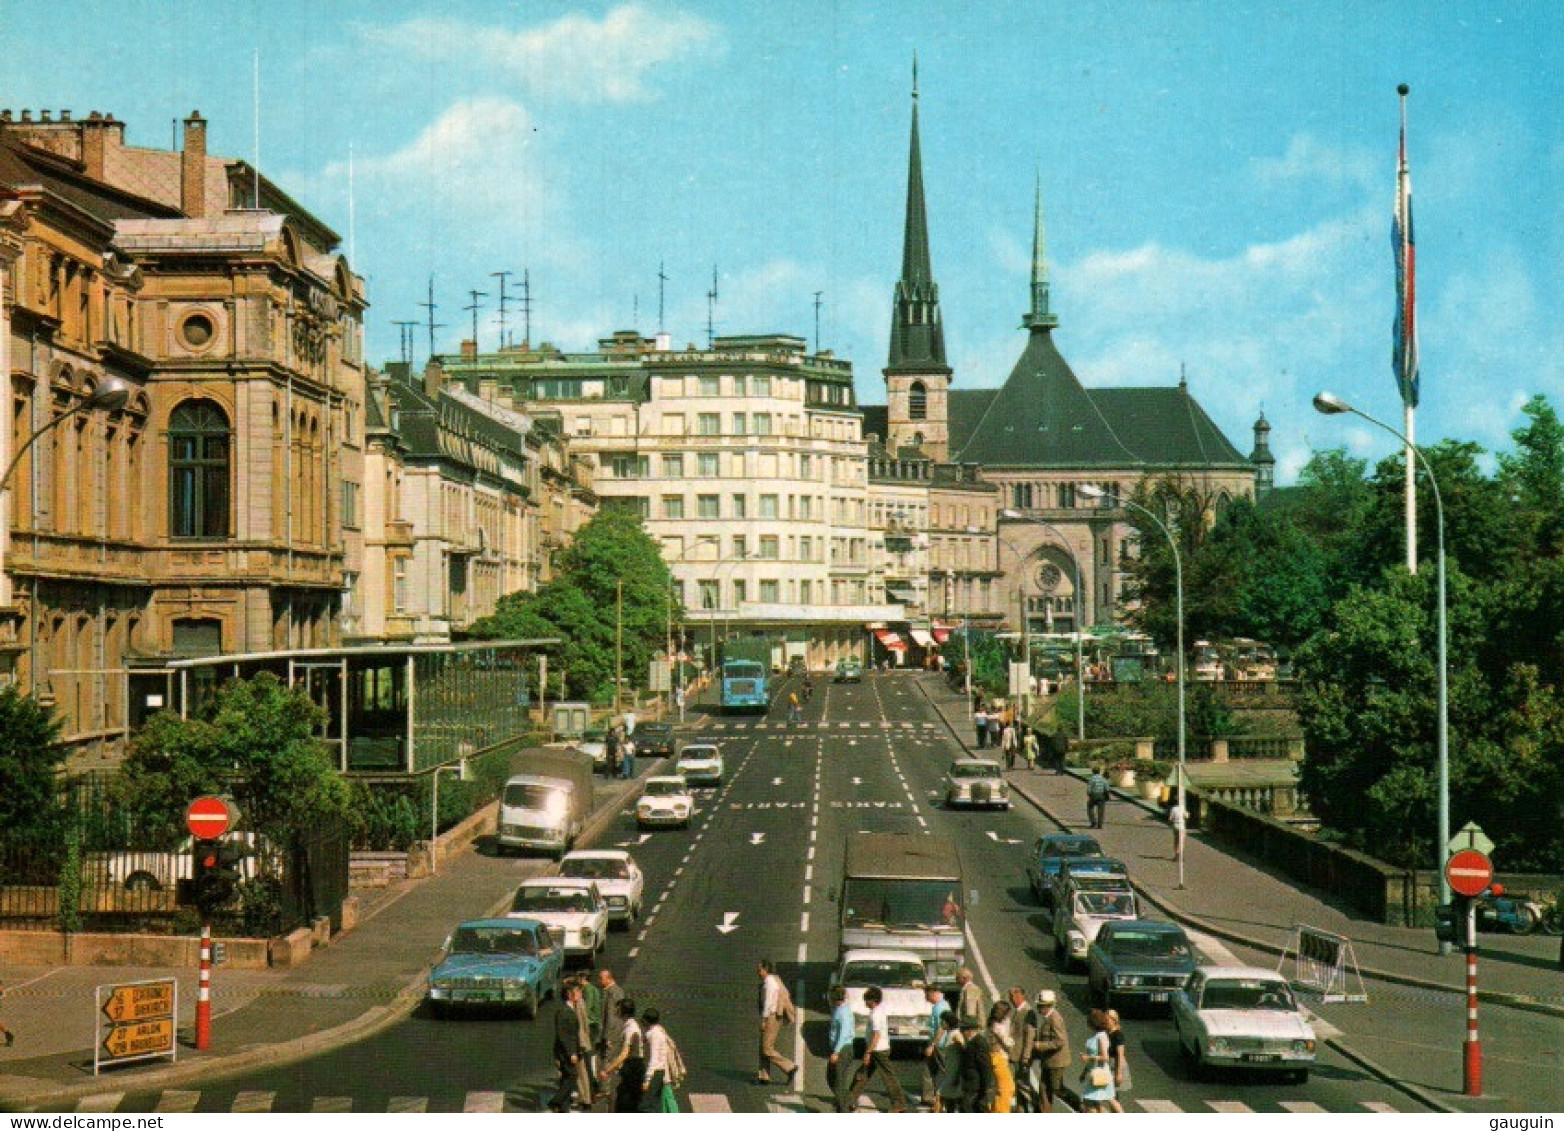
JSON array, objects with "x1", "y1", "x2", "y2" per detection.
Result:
[
  {"x1": 1290, "y1": 1068, "x2": 1310, "y2": 1084},
  {"x1": 124, "y1": 872, "x2": 162, "y2": 894},
  {"x1": 520, "y1": 989, "x2": 538, "y2": 1020},
  {"x1": 430, "y1": 1000, "x2": 447, "y2": 1020},
  {"x1": 1513, "y1": 907, "x2": 1540, "y2": 935}
]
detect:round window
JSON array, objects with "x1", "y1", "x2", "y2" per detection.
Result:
[{"x1": 181, "y1": 313, "x2": 214, "y2": 348}]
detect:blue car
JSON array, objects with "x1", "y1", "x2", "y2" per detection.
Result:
[
  {"x1": 1025, "y1": 833, "x2": 1103, "y2": 906},
  {"x1": 428, "y1": 917, "x2": 563, "y2": 1018}
]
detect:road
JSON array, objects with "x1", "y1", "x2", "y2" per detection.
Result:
[{"x1": 48, "y1": 672, "x2": 1435, "y2": 1114}]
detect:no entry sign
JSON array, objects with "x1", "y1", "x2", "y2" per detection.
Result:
[
  {"x1": 1445, "y1": 849, "x2": 1494, "y2": 898},
  {"x1": 185, "y1": 795, "x2": 235, "y2": 841}
]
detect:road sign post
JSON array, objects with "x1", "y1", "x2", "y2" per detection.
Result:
[
  {"x1": 1444, "y1": 847, "x2": 1493, "y2": 1099},
  {"x1": 186, "y1": 795, "x2": 237, "y2": 842}
]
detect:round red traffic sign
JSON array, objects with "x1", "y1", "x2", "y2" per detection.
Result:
[
  {"x1": 186, "y1": 795, "x2": 234, "y2": 841},
  {"x1": 1446, "y1": 849, "x2": 1494, "y2": 898}
]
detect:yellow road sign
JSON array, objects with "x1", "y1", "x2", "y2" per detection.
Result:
[
  {"x1": 101, "y1": 1017, "x2": 176, "y2": 1060},
  {"x1": 101, "y1": 979, "x2": 176, "y2": 1023}
]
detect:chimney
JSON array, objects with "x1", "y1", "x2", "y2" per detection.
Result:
[
  {"x1": 181, "y1": 111, "x2": 207, "y2": 218},
  {"x1": 82, "y1": 111, "x2": 110, "y2": 180},
  {"x1": 423, "y1": 359, "x2": 443, "y2": 399},
  {"x1": 460, "y1": 338, "x2": 477, "y2": 360}
]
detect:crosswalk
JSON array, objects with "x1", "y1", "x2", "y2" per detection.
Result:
[{"x1": 57, "y1": 1089, "x2": 1404, "y2": 1114}]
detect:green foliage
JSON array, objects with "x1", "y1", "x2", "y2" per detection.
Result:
[
  {"x1": 58, "y1": 821, "x2": 83, "y2": 934},
  {"x1": 0, "y1": 685, "x2": 65, "y2": 836}
]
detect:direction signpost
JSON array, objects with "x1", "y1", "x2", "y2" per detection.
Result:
[
  {"x1": 95, "y1": 978, "x2": 177, "y2": 1074},
  {"x1": 1444, "y1": 835, "x2": 1494, "y2": 1098}
]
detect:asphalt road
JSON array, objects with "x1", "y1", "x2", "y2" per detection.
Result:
[{"x1": 69, "y1": 672, "x2": 1437, "y2": 1114}]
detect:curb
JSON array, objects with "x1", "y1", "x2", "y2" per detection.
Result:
[{"x1": 0, "y1": 763, "x2": 669, "y2": 1110}]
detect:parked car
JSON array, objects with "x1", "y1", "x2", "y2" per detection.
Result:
[
  {"x1": 1172, "y1": 966, "x2": 1317, "y2": 1081},
  {"x1": 829, "y1": 948, "x2": 931, "y2": 1047},
  {"x1": 427, "y1": 917, "x2": 563, "y2": 1018},
  {"x1": 637, "y1": 775, "x2": 695, "y2": 829},
  {"x1": 1087, "y1": 919, "x2": 1198, "y2": 1011},
  {"x1": 834, "y1": 659, "x2": 863, "y2": 683},
  {"x1": 634, "y1": 722, "x2": 675, "y2": 758},
  {"x1": 87, "y1": 831, "x2": 270, "y2": 894},
  {"x1": 1025, "y1": 834, "x2": 1103, "y2": 906},
  {"x1": 573, "y1": 729, "x2": 610, "y2": 772},
  {"x1": 675, "y1": 743, "x2": 724, "y2": 787},
  {"x1": 506, "y1": 877, "x2": 608, "y2": 964},
  {"x1": 941, "y1": 758, "x2": 1011, "y2": 809},
  {"x1": 558, "y1": 849, "x2": 644, "y2": 928},
  {"x1": 1048, "y1": 856, "x2": 1131, "y2": 912},
  {"x1": 1053, "y1": 885, "x2": 1138, "y2": 970}
]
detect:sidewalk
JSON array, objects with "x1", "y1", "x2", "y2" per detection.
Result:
[
  {"x1": 0, "y1": 763, "x2": 664, "y2": 1110},
  {"x1": 916, "y1": 673, "x2": 1563, "y2": 1114}
]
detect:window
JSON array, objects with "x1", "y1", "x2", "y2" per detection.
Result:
[
  {"x1": 697, "y1": 453, "x2": 720, "y2": 477},
  {"x1": 799, "y1": 496, "x2": 813, "y2": 520},
  {"x1": 698, "y1": 413, "x2": 721, "y2": 436},
  {"x1": 393, "y1": 558, "x2": 408, "y2": 613},
  {"x1": 731, "y1": 579, "x2": 746, "y2": 605},
  {"x1": 573, "y1": 416, "x2": 591, "y2": 436},
  {"x1": 341, "y1": 481, "x2": 361, "y2": 528},
  {"x1": 731, "y1": 535, "x2": 747, "y2": 559},
  {"x1": 800, "y1": 536, "x2": 813, "y2": 561},
  {"x1": 662, "y1": 413, "x2": 685, "y2": 435},
  {"x1": 1059, "y1": 483, "x2": 1076, "y2": 508},
  {"x1": 606, "y1": 496, "x2": 650, "y2": 519},
  {"x1": 697, "y1": 494, "x2": 720, "y2": 519},
  {"x1": 909, "y1": 380, "x2": 927, "y2": 419},
  {"x1": 663, "y1": 453, "x2": 684, "y2": 478},
  {"x1": 609, "y1": 454, "x2": 649, "y2": 478},
  {"x1": 731, "y1": 413, "x2": 747, "y2": 435},
  {"x1": 752, "y1": 413, "x2": 772, "y2": 436},
  {"x1": 752, "y1": 376, "x2": 771, "y2": 397},
  {"x1": 169, "y1": 399, "x2": 230, "y2": 538},
  {"x1": 800, "y1": 579, "x2": 812, "y2": 604},
  {"x1": 1012, "y1": 483, "x2": 1033, "y2": 509},
  {"x1": 759, "y1": 579, "x2": 779, "y2": 603},
  {"x1": 759, "y1": 535, "x2": 779, "y2": 560},
  {"x1": 799, "y1": 454, "x2": 812, "y2": 479},
  {"x1": 731, "y1": 494, "x2": 747, "y2": 518},
  {"x1": 759, "y1": 494, "x2": 779, "y2": 519},
  {"x1": 698, "y1": 580, "x2": 719, "y2": 609},
  {"x1": 699, "y1": 376, "x2": 721, "y2": 397},
  {"x1": 662, "y1": 495, "x2": 685, "y2": 519}
]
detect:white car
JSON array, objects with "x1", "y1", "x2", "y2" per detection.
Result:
[
  {"x1": 1173, "y1": 966, "x2": 1317, "y2": 1081},
  {"x1": 674, "y1": 743, "x2": 724, "y2": 787},
  {"x1": 506, "y1": 877, "x2": 608, "y2": 964},
  {"x1": 1052, "y1": 886, "x2": 1138, "y2": 969},
  {"x1": 941, "y1": 759, "x2": 1011, "y2": 809},
  {"x1": 638, "y1": 775, "x2": 695, "y2": 829},
  {"x1": 573, "y1": 730, "x2": 610, "y2": 772},
  {"x1": 831, "y1": 948, "x2": 931, "y2": 1046},
  {"x1": 558, "y1": 849, "x2": 644, "y2": 928}
]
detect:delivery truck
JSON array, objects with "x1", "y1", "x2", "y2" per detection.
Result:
[{"x1": 497, "y1": 748, "x2": 594, "y2": 858}]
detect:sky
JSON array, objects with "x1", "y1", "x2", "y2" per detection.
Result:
[{"x1": 5, "y1": 1, "x2": 1562, "y2": 484}]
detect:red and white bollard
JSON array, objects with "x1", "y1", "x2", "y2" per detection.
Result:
[
  {"x1": 1463, "y1": 901, "x2": 1482, "y2": 1096},
  {"x1": 196, "y1": 920, "x2": 212, "y2": 1051}
]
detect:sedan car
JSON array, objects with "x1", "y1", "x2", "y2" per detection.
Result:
[
  {"x1": 1053, "y1": 886, "x2": 1138, "y2": 970},
  {"x1": 674, "y1": 743, "x2": 724, "y2": 787},
  {"x1": 558, "y1": 849, "x2": 644, "y2": 928},
  {"x1": 573, "y1": 729, "x2": 610, "y2": 772},
  {"x1": 941, "y1": 759, "x2": 1011, "y2": 809},
  {"x1": 506, "y1": 877, "x2": 608, "y2": 965},
  {"x1": 1048, "y1": 856, "x2": 1131, "y2": 912},
  {"x1": 1087, "y1": 919, "x2": 1198, "y2": 1011},
  {"x1": 633, "y1": 722, "x2": 675, "y2": 758},
  {"x1": 637, "y1": 775, "x2": 695, "y2": 829},
  {"x1": 1173, "y1": 966, "x2": 1317, "y2": 1081},
  {"x1": 1025, "y1": 834, "x2": 1103, "y2": 906},
  {"x1": 834, "y1": 659, "x2": 863, "y2": 683},
  {"x1": 427, "y1": 917, "x2": 563, "y2": 1018},
  {"x1": 830, "y1": 948, "x2": 932, "y2": 1047}
]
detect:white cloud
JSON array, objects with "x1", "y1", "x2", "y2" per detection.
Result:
[
  {"x1": 1252, "y1": 133, "x2": 1376, "y2": 190},
  {"x1": 359, "y1": 4, "x2": 724, "y2": 104}
]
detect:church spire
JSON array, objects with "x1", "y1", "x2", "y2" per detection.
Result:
[
  {"x1": 1022, "y1": 168, "x2": 1058, "y2": 330},
  {"x1": 888, "y1": 55, "x2": 947, "y2": 370}
]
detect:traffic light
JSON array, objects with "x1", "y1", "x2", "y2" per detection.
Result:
[{"x1": 191, "y1": 838, "x2": 244, "y2": 914}]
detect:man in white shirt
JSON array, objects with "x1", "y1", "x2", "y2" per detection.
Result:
[
  {"x1": 641, "y1": 1007, "x2": 673, "y2": 1113},
  {"x1": 756, "y1": 959, "x2": 798, "y2": 1085},
  {"x1": 845, "y1": 987, "x2": 907, "y2": 1112},
  {"x1": 1169, "y1": 800, "x2": 1187, "y2": 862}
]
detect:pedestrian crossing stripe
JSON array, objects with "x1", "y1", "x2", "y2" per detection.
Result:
[
  {"x1": 1281, "y1": 1101, "x2": 1328, "y2": 1113},
  {"x1": 386, "y1": 1097, "x2": 428, "y2": 1113},
  {"x1": 690, "y1": 1093, "x2": 732, "y2": 1113},
  {"x1": 1362, "y1": 1102, "x2": 1398, "y2": 1113},
  {"x1": 1136, "y1": 1100, "x2": 1183, "y2": 1112},
  {"x1": 152, "y1": 1091, "x2": 198, "y2": 1113},
  {"x1": 230, "y1": 1092, "x2": 275, "y2": 1113},
  {"x1": 74, "y1": 1094, "x2": 123, "y2": 1113},
  {"x1": 311, "y1": 1097, "x2": 353, "y2": 1112},
  {"x1": 464, "y1": 1092, "x2": 505, "y2": 1112}
]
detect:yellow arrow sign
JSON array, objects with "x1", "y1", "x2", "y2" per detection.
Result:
[
  {"x1": 101, "y1": 1017, "x2": 175, "y2": 1060},
  {"x1": 102, "y1": 980, "x2": 175, "y2": 1023}
]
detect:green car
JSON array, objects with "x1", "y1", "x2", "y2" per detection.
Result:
[{"x1": 834, "y1": 659, "x2": 863, "y2": 683}]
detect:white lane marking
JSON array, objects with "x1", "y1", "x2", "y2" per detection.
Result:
[
  {"x1": 804, "y1": 864, "x2": 813, "y2": 883},
  {"x1": 798, "y1": 942, "x2": 808, "y2": 963},
  {"x1": 800, "y1": 911, "x2": 810, "y2": 932},
  {"x1": 387, "y1": 1097, "x2": 429, "y2": 1113},
  {"x1": 690, "y1": 1094, "x2": 733, "y2": 1113},
  {"x1": 1207, "y1": 1101, "x2": 1253, "y2": 1113},
  {"x1": 803, "y1": 886, "x2": 811, "y2": 905},
  {"x1": 74, "y1": 1095, "x2": 124, "y2": 1113},
  {"x1": 628, "y1": 947, "x2": 639, "y2": 958},
  {"x1": 716, "y1": 911, "x2": 741, "y2": 934},
  {"x1": 1361, "y1": 1102, "x2": 1399, "y2": 1113},
  {"x1": 1280, "y1": 1101, "x2": 1328, "y2": 1113},
  {"x1": 465, "y1": 1092, "x2": 506, "y2": 1113},
  {"x1": 964, "y1": 921, "x2": 1000, "y2": 999},
  {"x1": 311, "y1": 1097, "x2": 352, "y2": 1112},
  {"x1": 1136, "y1": 1100, "x2": 1183, "y2": 1112}
]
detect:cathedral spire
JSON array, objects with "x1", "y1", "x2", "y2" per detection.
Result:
[
  {"x1": 888, "y1": 56, "x2": 946, "y2": 370},
  {"x1": 1022, "y1": 168, "x2": 1058, "y2": 330}
]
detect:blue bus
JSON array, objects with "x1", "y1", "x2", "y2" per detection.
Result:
[{"x1": 720, "y1": 658, "x2": 770, "y2": 712}]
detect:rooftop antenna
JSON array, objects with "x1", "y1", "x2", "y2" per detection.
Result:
[
  {"x1": 657, "y1": 262, "x2": 669, "y2": 334},
  {"x1": 463, "y1": 289, "x2": 487, "y2": 350},
  {"x1": 519, "y1": 269, "x2": 533, "y2": 347},
  {"x1": 418, "y1": 277, "x2": 444, "y2": 362},
  {"x1": 813, "y1": 291, "x2": 824, "y2": 353},
  {"x1": 391, "y1": 320, "x2": 419, "y2": 366},
  {"x1": 491, "y1": 271, "x2": 513, "y2": 349},
  {"x1": 706, "y1": 265, "x2": 719, "y2": 348},
  {"x1": 252, "y1": 49, "x2": 261, "y2": 209}
]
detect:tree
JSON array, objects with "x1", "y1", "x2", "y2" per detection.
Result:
[{"x1": 0, "y1": 686, "x2": 65, "y2": 836}]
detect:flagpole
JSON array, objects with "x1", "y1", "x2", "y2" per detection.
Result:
[
  {"x1": 1396, "y1": 83, "x2": 1418, "y2": 575},
  {"x1": 1406, "y1": 401, "x2": 1417, "y2": 574}
]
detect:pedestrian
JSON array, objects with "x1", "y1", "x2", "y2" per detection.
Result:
[
  {"x1": 1169, "y1": 798, "x2": 1187, "y2": 862},
  {"x1": 954, "y1": 967, "x2": 989, "y2": 1029},
  {"x1": 973, "y1": 705, "x2": 989, "y2": 749},
  {"x1": 605, "y1": 725, "x2": 622, "y2": 776},
  {"x1": 550, "y1": 982, "x2": 587, "y2": 1112},
  {"x1": 957, "y1": 1017, "x2": 997, "y2": 1114},
  {"x1": 578, "y1": 973, "x2": 603, "y2": 1098},
  {"x1": 1105, "y1": 1008, "x2": 1131, "y2": 1111},
  {"x1": 675, "y1": 685, "x2": 686, "y2": 723},
  {"x1": 825, "y1": 984, "x2": 857, "y2": 1113},
  {"x1": 1023, "y1": 727, "x2": 1040, "y2": 771},
  {"x1": 1001, "y1": 721, "x2": 1018, "y2": 769},
  {"x1": 599, "y1": 998, "x2": 645, "y2": 1113},
  {"x1": 0, "y1": 978, "x2": 13, "y2": 1048},
  {"x1": 1086, "y1": 764, "x2": 1110, "y2": 829},
  {"x1": 919, "y1": 984, "x2": 952, "y2": 1109},
  {"x1": 986, "y1": 1001, "x2": 1016, "y2": 1113},
  {"x1": 640, "y1": 1007, "x2": 685, "y2": 1113},
  {"x1": 1028, "y1": 989, "x2": 1070, "y2": 1113},
  {"x1": 933, "y1": 1011, "x2": 966, "y2": 1113},
  {"x1": 787, "y1": 691, "x2": 802, "y2": 725},
  {"x1": 1078, "y1": 1007, "x2": 1116, "y2": 1113},
  {"x1": 845, "y1": 987, "x2": 908, "y2": 1112},
  {"x1": 597, "y1": 969, "x2": 626, "y2": 1098},
  {"x1": 620, "y1": 734, "x2": 636, "y2": 780},
  {"x1": 756, "y1": 959, "x2": 799, "y2": 1086},
  {"x1": 1005, "y1": 988, "x2": 1036, "y2": 1111}
]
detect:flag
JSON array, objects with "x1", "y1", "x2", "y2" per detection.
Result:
[{"x1": 1391, "y1": 86, "x2": 1419, "y2": 409}]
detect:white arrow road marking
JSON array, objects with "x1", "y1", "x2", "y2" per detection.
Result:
[
  {"x1": 617, "y1": 834, "x2": 653, "y2": 847},
  {"x1": 716, "y1": 912, "x2": 741, "y2": 935},
  {"x1": 985, "y1": 831, "x2": 1022, "y2": 845},
  {"x1": 773, "y1": 777, "x2": 784, "y2": 785},
  {"x1": 751, "y1": 832, "x2": 766, "y2": 845},
  {"x1": 851, "y1": 777, "x2": 864, "y2": 785}
]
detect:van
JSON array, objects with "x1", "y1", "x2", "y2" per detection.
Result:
[
  {"x1": 498, "y1": 749, "x2": 594, "y2": 858},
  {"x1": 836, "y1": 832, "x2": 966, "y2": 985}
]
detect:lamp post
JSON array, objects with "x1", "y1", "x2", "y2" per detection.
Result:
[
  {"x1": 668, "y1": 535, "x2": 719, "y2": 716},
  {"x1": 1314, "y1": 391, "x2": 1450, "y2": 943},
  {"x1": 999, "y1": 509, "x2": 1086, "y2": 743},
  {"x1": 995, "y1": 531, "x2": 1037, "y2": 718},
  {"x1": 1080, "y1": 484, "x2": 1186, "y2": 888}
]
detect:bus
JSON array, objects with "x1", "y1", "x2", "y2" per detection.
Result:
[{"x1": 719, "y1": 639, "x2": 771, "y2": 712}]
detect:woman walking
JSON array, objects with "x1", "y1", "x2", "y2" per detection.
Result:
[
  {"x1": 933, "y1": 1011, "x2": 966, "y2": 1113},
  {"x1": 1079, "y1": 1008, "x2": 1116, "y2": 1113},
  {"x1": 985, "y1": 1001, "x2": 1016, "y2": 1113},
  {"x1": 1105, "y1": 1008, "x2": 1131, "y2": 1112}
]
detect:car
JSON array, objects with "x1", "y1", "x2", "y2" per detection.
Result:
[
  {"x1": 634, "y1": 722, "x2": 675, "y2": 758},
  {"x1": 1086, "y1": 919, "x2": 1198, "y2": 1011},
  {"x1": 829, "y1": 948, "x2": 932, "y2": 1047},
  {"x1": 1172, "y1": 965, "x2": 1317, "y2": 1081},
  {"x1": 558, "y1": 849, "x2": 644, "y2": 928},
  {"x1": 506, "y1": 877, "x2": 609, "y2": 964},
  {"x1": 674, "y1": 743, "x2": 724, "y2": 787},
  {"x1": 1052, "y1": 885, "x2": 1138, "y2": 970},
  {"x1": 637, "y1": 775, "x2": 695, "y2": 829},
  {"x1": 1025, "y1": 834, "x2": 1104, "y2": 906},
  {"x1": 573, "y1": 729, "x2": 610, "y2": 772},
  {"x1": 1048, "y1": 856, "x2": 1131, "y2": 911},
  {"x1": 787, "y1": 656, "x2": 809, "y2": 677},
  {"x1": 940, "y1": 758, "x2": 1011, "y2": 809},
  {"x1": 87, "y1": 831, "x2": 271, "y2": 894},
  {"x1": 427, "y1": 917, "x2": 564, "y2": 1018},
  {"x1": 834, "y1": 659, "x2": 863, "y2": 683}
]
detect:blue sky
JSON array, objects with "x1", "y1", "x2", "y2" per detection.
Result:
[{"x1": 6, "y1": 1, "x2": 1561, "y2": 483}]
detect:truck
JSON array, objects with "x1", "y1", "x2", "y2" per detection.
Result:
[
  {"x1": 835, "y1": 832, "x2": 967, "y2": 986},
  {"x1": 719, "y1": 638, "x2": 772, "y2": 713},
  {"x1": 497, "y1": 748, "x2": 595, "y2": 858}
]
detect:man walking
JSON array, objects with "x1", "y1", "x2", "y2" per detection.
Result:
[
  {"x1": 599, "y1": 998, "x2": 645, "y2": 1113},
  {"x1": 826, "y1": 984, "x2": 857, "y2": 1112},
  {"x1": 919, "y1": 984, "x2": 952, "y2": 1109},
  {"x1": 954, "y1": 967, "x2": 989, "y2": 1028},
  {"x1": 787, "y1": 691, "x2": 802, "y2": 725},
  {"x1": 1086, "y1": 765, "x2": 1111, "y2": 829},
  {"x1": 619, "y1": 732, "x2": 636, "y2": 780},
  {"x1": 1169, "y1": 797, "x2": 1187, "y2": 862},
  {"x1": 973, "y1": 705, "x2": 989, "y2": 749},
  {"x1": 845, "y1": 987, "x2": 907, "y2": 1112},
  {"x1": 550, "y1": 982, "x2": 587, "y2": 1112},
  {"x1": 1005, "y1": 987, "x2": 1036, "y2": 1111},
  {"x1": 756, "y1": 959, "x2": 798, "y2": 1085},
  {"x1": 1029, "y1": 989, "x2": 1071, "y2": 1113},
  {"x1": 597, "y1": 968, "x2": 626, "y2": 1098}
]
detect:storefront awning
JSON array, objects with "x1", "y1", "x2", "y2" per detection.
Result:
[
  {"x1": 909, "y1": 629, "x2": 936, "y2": 648},
  {"x1": 873, "y1": 628, "x2": 907, "y2": 652},
  {"x1": 885, "y1": 583, "x2": 917, "y2": 604},
  {"x1": 931, "y1": 623, "x2": 952, "y2": 644}
]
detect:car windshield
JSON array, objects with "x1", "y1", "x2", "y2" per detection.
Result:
[
  {"x1": 1042, "y1": 838, "x2": 1101, "y2": 860},
  {"x1": 640, "y1": 725, "x2": 671, "y2": 738},
  {"x1": 1201, "y1": 980, "x2": 1296, "y2": 1011},
  {"x1": 645, "y1": 780, "x2": 688, "y2": 797},
  {"x1": 842, "y1": 879, "x2": 963, "y2": 930},
  {"x1": 950, "y1": 763, "x2": 1000, "y2": 779},
  {"x1": 1107, "y1": 930, "x2": 1189, "y2": 958},
  {"x1": 451, "y1": 926, "x2": 538, "y2": 956},
  {"x1": 842, "y1": 961, "x2": 925, "y2": 988},
  {"x1": 512, "y1": 888, "x2": 595, "y2": 913},
  {"x1": 560, "y1": 858, "x2": 630, "y2": 880},
  {"x1": 725, "y1": 662, "x2": 765, "y2": 678},
  {"x1": 503, "y1": 783, "x2": 560, "y2": 809},
  {"x1": 1076, "y1": 892, "x2": 1135, "y2": 916},
  {"x1": 679, "y1": 749, "x2": 718, "y2": 761}
]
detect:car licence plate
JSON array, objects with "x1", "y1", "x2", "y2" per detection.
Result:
[
  {"x1": 1148, "y1": 992, "x2": 1169, "y2": 1003},
  {"x1": 1242, "y1": 1053, "x2": 1279, "y2": 1063}
]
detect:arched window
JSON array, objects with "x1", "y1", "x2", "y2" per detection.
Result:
[
  {"x1": 909, "y1": 380, "x2": 928, "y2": 420},
  {"x1": 169, "y1": 399, "x2": 230, "y2": 538}
]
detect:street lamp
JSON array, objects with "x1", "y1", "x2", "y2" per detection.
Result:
[
  {"x1": 1314, "y1": 390, "x2": 1450, "y2": 939},
  {"x1": 0, "y1": 377, "x2": 132, "y2": 494},
  {"x1": 999, "y1": 509, "x2": 1086, "y2": 743},
  {"x1": 1079, "y1": 483, "x2": 1187, "y2": 888},
  {"x1": 668, "y1": 535, "x2": 720, "y2": 716},
  {"x1": 994, "y1": 531, "x2": 1035, "y2": 717}
]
